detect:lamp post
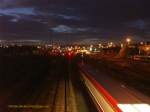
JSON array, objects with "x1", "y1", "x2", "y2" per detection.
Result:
[
  {"x1": 126, "y1": 38, "x2": 131, "y2": 45},
  {"x1": 146, "y1": 47, "x2": 150, "y2": 55}
]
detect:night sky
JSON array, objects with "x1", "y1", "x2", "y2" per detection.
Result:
[{"x1": 0, "y1": 0, "x2": 150, "y2": 43}]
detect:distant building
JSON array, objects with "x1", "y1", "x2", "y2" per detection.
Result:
[{"x1": 139, "y1": 45, "x2": 150, "y2": 55}]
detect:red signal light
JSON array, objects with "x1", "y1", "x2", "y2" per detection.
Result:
[{"x1": 66, "y1": 51, "x2": 74, "y2": 59}]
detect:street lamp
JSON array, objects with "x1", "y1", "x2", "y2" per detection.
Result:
[
  {"x1": 126, "y1": 38, "x2": 131, "y2": 45},
  {"x1": 146, "y1": 47, "x2": 150, "y2": 51},
  {"x1": 146, "y1": 47, "x2": 150, "y2": 55}
]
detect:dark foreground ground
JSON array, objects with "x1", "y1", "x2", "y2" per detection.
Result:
[{"x1": 0, "y1": 47, "x2": 97, "y2": 112}]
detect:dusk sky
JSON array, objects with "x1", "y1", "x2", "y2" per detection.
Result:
[{"x1": 0, "y1": 0, "x2": 150, "y2": 43}]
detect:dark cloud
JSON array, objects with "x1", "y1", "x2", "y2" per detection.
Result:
[{"x1": 0, "y1": 0, "x2": 150, "y2": 42}]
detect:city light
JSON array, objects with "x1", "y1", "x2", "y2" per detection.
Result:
[
  {"x1": 146, "y1": 47, "x2": 150, "y2": 51},
  {"x1": 121, "y1": 43, "x2": 124, "y2": 48},
  {"x1": 140, "y1": 42, "x2": 144, "y2": 45},
  {"x1": 108, "y1": 42, "x2": 114, "y2": 48}
]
